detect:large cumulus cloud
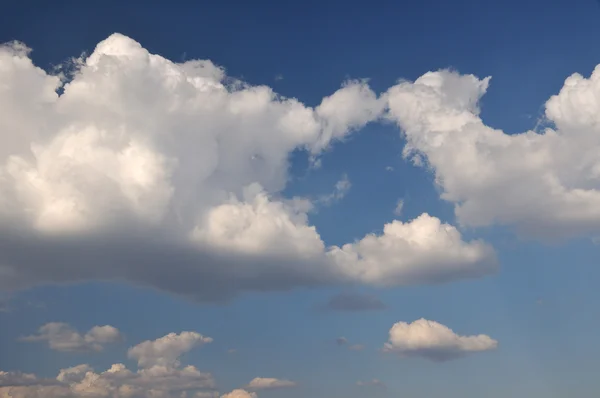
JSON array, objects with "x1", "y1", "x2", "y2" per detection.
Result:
[
  {"x1": 386, "y1": 67, "x2": 600, "y2": 240},
  {"x1": 0, "y1": 33, "x2": 497, "y2": 301}
]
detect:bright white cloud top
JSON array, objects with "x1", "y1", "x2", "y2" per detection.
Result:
[
  {"x1": 383, "y1": 318, "x2": 498, "y2": 361},
  {"x1": 20, "y1": 322, "x2": 121, "y2": 352},
  {"x1": 0, "y1": 33, "x2": 498, "y2": 301},
  {"x1": 387, "y1": 68, "x2": 600, "y2": 240}
]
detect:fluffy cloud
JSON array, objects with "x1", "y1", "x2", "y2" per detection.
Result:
[
  {"x1": 0, "y1": 34, "x2": 496, "y2": 302},
  {"x1": 383, "y1": 318, "x2": 498, "y2": 361},
  {"x1": 220, "y1": 390, "x2": 256, "y2": 398},
  {"x1": 245, "y1": 377, "x2": 296, "y2": 391},
  {"x1": 20, "y1": 323, "x2": 121, "y2": 352},
  {"x1": 323, "y1": 292, "x2": 386, "y2": 312},
  {"x1": 128, "y1": 332, "x2": 212, "y2": 368},
  {"x1": 327, "y1": 213, "x2": 497, "y2": 286},
  {"x1": 1, "y1": 331, "x2": 217, "y2": 398},
  {"x1": 386, "y1": 67, "x2": 600, "y2": 240}
]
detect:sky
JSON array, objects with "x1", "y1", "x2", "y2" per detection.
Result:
[{"x1": 1, "y1": 0, "x2": 600, "y2": 397}]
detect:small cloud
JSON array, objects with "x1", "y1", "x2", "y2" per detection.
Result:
[
  {"x1": 245, "y1": 377, "x2": 297, "y2": 391},
  {"x1": 382, "y1": 319, "x2": 498, "y2": 362},
  {"x1": 336, "y1": 337, "x2": 348, "y2": 346},
  {"x1": 394, "y1": 199, "x2": 404, "y2": 216},
  {"x1": 535, "y1": 299, "x2": 544, "y2": 306},
  {"x1": 20, "y1": 323, "x2": 122, "y2": 352},
  {"x1": 128, "y1": 331, "x2": 212, "y2": 368},
  {"x1": 323, "y1": 292, "x2": 386, "y2": 312},
  {"x1": 385, "y1": 166, "x2": 394, "y2": 172},
  {"x1": 274, "y1": 74, "x2": 283, "y2": 81},
  {"x1": 317, "y1": 174, "x2": 351, "y2": 206},
  {"x1": 227, "y1": 348, "x2": 237, "y2": 354}
]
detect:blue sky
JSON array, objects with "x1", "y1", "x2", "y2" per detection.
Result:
[{"x1": 1, "y1": 1, "x2": 600, "y2": 397}]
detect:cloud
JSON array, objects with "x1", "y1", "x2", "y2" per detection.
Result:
[
  {"x1": 386, "y1": 67, "x2": 600, "y2": 240},
  {"x1": 245, "y1": 377, "x2": 296, "y2": 391},
  {"x1": 0, "y1": 34, "x2": 496, "y2": 302},
  {"x1": 20, "y1": 323, "x2": 121, "y2": 352},
  {"x1": 2, "y1": 331, "x2": 217, "y2": 398},
  {"x1": 323, "y1": 292, "x2": 386, "y2": 312},
  {"x1": 393, "y1": 199, "x2": 404, "y2": 216},
  {"x1": 127, "y1": 331, "x2": 213, "y2": 368},
  {"x1": 356, "y1": 379, "x2": 386, "y2": 389},
  {"x1": 335, "y1": 337, "x2": 348, "y2": 346},
  {"x1": 383, "y1": 318, "x2": 498, "y2": 361},
  {"x1": 316, "y1": 173, "x2": 351, "y2": 206},
  {"x1": 327, "y1": 213, "x2": 497, "y2": 286},
  {"x1": 221, "y1": 390, "x2": 257, "y2": 398}
]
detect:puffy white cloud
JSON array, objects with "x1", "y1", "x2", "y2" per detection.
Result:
[
  {"x1": 2, "y1": 331, "x2": 217, "y2": 398},
  {"x1": 220, "y1": 390, "x2": 256, "y2": 398},
  {"x1": 20, "y1": 323, "x2": 121, "y2": 352},
  {"x1": 386, "y1": 67, "x2": 600, "y2": 240},
  {"x1": 383, "y1": 318, "x2": 498, "y2": 361},
  {"x1": 245, "y1": 377, "x2": 296, "y2": 391},
  {"x1": 0, "y1": 33, "x2": 496, "y2": 302},
  {"x1": 128, "y1": 332, "x2": 213, "y2": 368},
  {"x1": 327, "y1": 213, "x2": 497, "y2": 286}
]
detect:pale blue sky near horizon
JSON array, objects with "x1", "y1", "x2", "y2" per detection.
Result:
[{"x1": 1, "y1": 1, "x2": 600, "y2": 397}]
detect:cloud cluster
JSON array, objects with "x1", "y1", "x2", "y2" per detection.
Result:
[
  {"x1": 0, "y1": 33, "x2": 497, "y2": 302},
  {"x1": 2, "y1": 330, "x2": 217, "y2": 398},
  {"x1": 383, "y1": 318, "x2": 498, "y2": 361},
  {"x1": 386, "y1": 67, "x2": 600, "y2": 240},
  {"x1": 20, "y1": 323, "x2": 121, "y2": 352}
]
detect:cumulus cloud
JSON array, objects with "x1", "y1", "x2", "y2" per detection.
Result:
[
  {"x1": 221, "y1": 390, "x2": 256, "y2": 398},
  {"x1": 2, "y1": 331, "x2": 217, "y2": 398},
  {"x1": 20, "y1": 323, "x2": 121, "y2": 352},
  {"x1": 323, "y1": 292, "x2": 386, "y2": 312},
  {"x1": 0, "y1": 34, "x2": 496, "y2": 302},
  {"x1": 383, "y1": 318, "x2": 498, "y2": 361},
  {"x1": 386, "y1": 67, "x2": 600, "y2": 240},
  {"x1": 245, "y1": 377, "x2": 296, "y2": 391},
  {"x1": 327, "y1": 213, "x2": 497, "y2": 286},
  {"x1": 127, "y1": 331, "x2": 213, "y2": 368}
]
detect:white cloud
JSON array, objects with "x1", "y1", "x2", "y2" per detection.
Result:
[
  {"x1": 327, "y1": 213, "x2": 497, "y2": 286},
  {"x1": 128, "y1": 331, "x2": 213, "y2": 368},
  {"x1": 20, "y1": 323, "x2": 121, "y2": 352},
  {"x1": 2, "y1": 331, "x2": 217, "y2": 398},
  {"x1": 0, "y1": 34, "x2": 497, "y2": 302},
  {"x1": 383, "y1": 318, "x2": 498, "y2": 361},
  {"x1": 221, "y1": 390, "x2": 257, "y2": 398},
  {"x1": 316, "y1": 173, "x2": 352, "y2": 206},
  {"x1": 386, "y1": 67, "x2": 600, "y2": 240},
  {"x1": 393, "y1": 199, "x2": 404, "y2": 216},
  {"x1": 245, "y1": 377, "x2": 296, "y2": 391}
]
